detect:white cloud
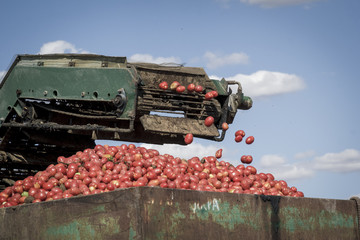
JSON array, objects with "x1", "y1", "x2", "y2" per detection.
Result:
[
  {"x1": 0, "y1": 71, "x2": 6, "y2": 83},
  {"x1": 210, "y1": 70, "x2": 305, "y2": 98},
  {"x1": 313, "y1": 149, "x2": 360, "y2": 172},
  {"x1": 204, "y1": 51, "x2": 249, "y2": 69},
  {"x1": 39, "y1": 40, "x2": 89, "y2": 54},
  {"x1": 128, "y1": 54, "x2": 181, "y2": 65},
  {"x1": 294, "y1": 150, "x2": 316, "y2": 159},
  {"x1": 230, "y1": 70, "x2": 305, "y2": 98},
  {"x1": 140, "y1": 142, "x2": 219, "y2": 160},
  {"x1": 259, "y1": 154, "x2": 314, "y2": 180},
  {"x1": 259, "y1": 154, "x2": 286, "y2": 167},
  {"x1": 239, "y1": 0, "x2": 321, "y2": 8},
  {"x1": 258, "y1": 148, "x2": 360, "y2": 181}
]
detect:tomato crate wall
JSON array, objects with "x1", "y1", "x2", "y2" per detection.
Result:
[{"x1": 0, "y1": 187, "x2": 359, "y2": 240}]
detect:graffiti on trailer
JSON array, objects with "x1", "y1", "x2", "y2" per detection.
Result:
[{"x1": 190, "y1": 198, "x2": 220, "y2": 214}]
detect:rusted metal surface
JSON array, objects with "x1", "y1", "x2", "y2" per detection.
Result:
[
  {"x1": 0, "y1": 187, "x2": 358, "y2": 240},
  {"x1": 0, "y1": 188, "x2": 142, "y2": 240},
  {"x1": 141, "y1": 188, "x2": 359, "y2": 240},
  {"x1": 140, "y1": 115, "x2": 220, "y2": 137},
  {"x1": 137, "y1": 86, "x2": 222, "y2": 120},
  {"x1": 351, "y1": 197, "x2": 360, "y2": 233},
  {"x1": 131, "y1": 62, "x2": 210, "y2": 89}
]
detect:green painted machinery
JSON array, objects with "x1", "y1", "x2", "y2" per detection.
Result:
[{"x1": 0, "y1": 54, "x2": 252, "y2": 187}]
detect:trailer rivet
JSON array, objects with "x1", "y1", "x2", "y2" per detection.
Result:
[{"x1": 43, "y1": 91, "x2": 48, "y2": 96}]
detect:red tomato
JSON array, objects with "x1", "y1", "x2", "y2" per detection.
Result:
[
  {"x1": 235, "y1": 135, "x2": 243, "y2": 143},
  {"x1": 245, "y1": 155, "x2": 253, "y2": 164},
  {"x1": 204, "y1": 116, "x2": 214, "y2": 127},
  {"x1": 222, "y1": 123, "x2": 229, "y2": 131},
  {"x1": 235, "y1": 130, "x2": 245, "y2": 137},
  {"x1": 211, "y1": 91, "x2": 218, "y2": 97},
  {"x1": 195, "y1": 85, "x2": 203, "y2": 93},
  {"x1": 246, "y1": 136, "x2": 254, "y2": 144},
  {"x1": 240, "y1": 155, "x2": 247, "y2": 164},
  {"x1": 187, "y1": 83, "x2": 195, "y2": 92},
  {"x1": 176, "y1": 85, "x2": 186, "y2": 93},
  {"x1": 159, "y1": 81, "x2": 168, "y2": 90},
  {"x1": 205, "y1": 92, "x2": 214, "y2": 100},
  {"x1": 170, "y1": 81, "x2": 180, "y2": 90},
  {"x1": 215, "y1": 149, "x2": 223, "y2": 159},
  {"x1": 184, "y1": 133, "x2": 193, "y2": 144}
]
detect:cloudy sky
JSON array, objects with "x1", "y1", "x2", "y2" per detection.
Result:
[{"x1": 1, "y1": 0, "x2": 359, "y2": 200}]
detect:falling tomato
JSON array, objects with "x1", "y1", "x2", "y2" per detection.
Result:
[
  {"x1": 245, "y1": 155, "x2": 253, "y2": 164},
  {"x1": 246, "y1": 136, "x2": 254, "y2": 145},
  {"x1": 235, "y1": 135, "x2": 243, "y2": 143},
  {"x1": 215, "y1": 149, "x2": 223, "y2": 159},
  {"x1": 241, "y1": 155, "x2": 253, "y2": 164},
  {"x1": 184, "y1": 133, "x2": 193, "y2": 145},
  {"x1": 235, "y1": 130, "x2": 245, "y2": 137}
]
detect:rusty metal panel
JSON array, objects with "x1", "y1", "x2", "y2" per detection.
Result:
[
  {"x1": 131, "y1": 63, "x2": 209, "y2": 89},
  {"x1": 140, "y1": 115, "x2": 220, "y2": 137},
  {"x1": 0, "y1": 187, "x2": 358, "y2": 240},
  {"x1": 140, "y1": 188, "x2": 359, "y2": 240},
  {"x1": 0, "y1": 188, "x2": 143, "y2": 240}
]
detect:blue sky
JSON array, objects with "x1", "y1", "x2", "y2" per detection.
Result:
[{"x1": 1, "y1": 0, "x2": 359, "y2": 200}]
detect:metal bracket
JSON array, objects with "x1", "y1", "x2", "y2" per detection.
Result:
[{"x1": 350, "y1": 196, "x2": 360, "y2": 233}]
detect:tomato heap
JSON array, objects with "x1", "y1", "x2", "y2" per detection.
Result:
[{"x1": 0, "y1": 144, "x2": 304, "y2": 208}]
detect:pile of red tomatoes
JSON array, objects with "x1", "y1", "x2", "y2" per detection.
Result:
[{"x1": 0, "y1": 144, "x2": 304, "y2": 208}]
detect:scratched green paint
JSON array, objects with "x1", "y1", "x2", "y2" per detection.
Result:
[
  {"x1": 279, "y1": 207, "x2": 314, "y2": 232},
  {"x1": 169, "y1": 202, "x2": 187, "y2": 220},
  {"x1": 278, "y1": 206, "x2": 355, "y2": 233},
  {"x1": 318, "y1": 210, "x2": 354, "y2": 229},
  {"x1": 163, "y1": 202, "x2": 186, "y2": 239},
  {"x1": 155, "y1": 230, "x2": 166, "y2": 240},
  {"x1": 45, "y1": 220, "x2": 95, "y2": 240},
  {"x1": 129, "y1": 226, "x2": 137, "y2": 240},
  {"x1": 167, "y1": 203, "x2": 187, "y2": 239},
  {"x1": 146, "y1": 202, "x2": 186, "y2": 240},
  {"x1": 45, "y1": 215, "x2": 125, "y2": 239},
  {"x1": 146, "y1": 208, "x2": 167, "y2": 240},
  {"x1": 99, "y1": 216, "x2": 121, "y2": 234},
  {"x1": 188, "y1": 199, "x2": 261, "y2": 231},
  {"x1": 211, "y1": 200, "x2": 261, "y2": 231},
  {"x1": 145, "y1": 203, "x2": 167, "y2": 240},
  {"x1": 93, "y1": 204, "x2": 106, "y2": 213}
]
